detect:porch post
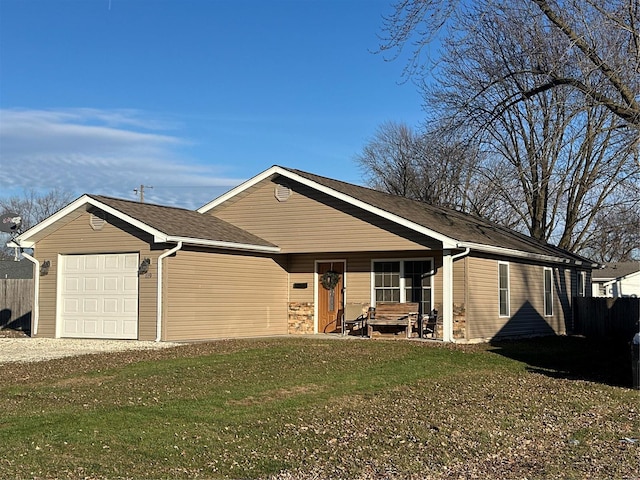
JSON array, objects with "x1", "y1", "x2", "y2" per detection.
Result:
[{"x1": 442, "y1": 250, "x2": 453, "y2": 342}]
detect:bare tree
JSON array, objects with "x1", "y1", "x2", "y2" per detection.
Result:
[
  {"x1": 0, "y1": 188, "x2": 74, "y2": 260},
  {"x1": 356, "y1": 121, "x2": 505, "y2": 219},
  {"x1": 580, "y1": 203, "x2": 640, "y2": 262},
  {"x1": 362, "y1": 0, "x2": 639, "y2": 260},
  {"x1": 379, "y1": 0, "x2": 640, "y2": 127}
]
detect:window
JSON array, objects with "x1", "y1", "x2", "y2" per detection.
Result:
[
  {"x1": 578, "y1": 271, "x2": 586, "y2": 297},
  {"x1": 498, "y1": 262, "x2": 510, "y2": 317},
  {"x1": 374, "y1": 261, "x2": 400, "y2": 302},
  {"x1": 544, "y1": 267, "x2": 553, "y2": 316},
  {"x1": 373, "y1": 259, "x2": 433, "y2": 315},
  {"x1": 404, "y1": 260, "x2": 433, "y2": 317}
]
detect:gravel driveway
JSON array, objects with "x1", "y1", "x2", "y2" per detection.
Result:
[{"x1": 0, "y1": 337, "x2": 180, "y2": 364}]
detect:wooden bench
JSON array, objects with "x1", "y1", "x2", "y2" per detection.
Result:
[{"x1": 367, "y1": 302, "x2": 419, "y2": 338}]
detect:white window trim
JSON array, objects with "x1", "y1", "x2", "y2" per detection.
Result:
[
  {"x1": 578, "y1": 271, "x2": 586, "y2": 297},
  {"x1": 544, "y1": 267, "x2": 553, "y2": 317},
  {"x1": 498, "y1": 261, "x2": 510, "y2": 318},
  {"x1": 370, "y1": 257, "x2": 434, "y2": 307}
]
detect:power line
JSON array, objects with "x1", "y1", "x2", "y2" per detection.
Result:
[{"x1": 133, "y1": 185, "x2": 153, "y2": 203}]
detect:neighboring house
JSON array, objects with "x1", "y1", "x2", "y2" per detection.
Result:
[
  {"x1": 592, "y1": 262, "x2": 640, "y2": 298},
  {"x1": 0, "y1": 259, "x2": 34, "y2": 279},
  {"x1": 8, "y1": 166, "x2": 597, "y2": 343}
]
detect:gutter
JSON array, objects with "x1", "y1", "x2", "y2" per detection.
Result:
[
  {"x1": 163, "y1": 236, "x2": 280, "y2": 253},
  {"x1": 457, "y1": 241, "x2": 598, "y2": 267},
  {"x1": 156, "y1": 241, "x2": 183, "y2": 342},
  {"x1": 20, "y1": 251, "x2": 40, "y2": 336}
]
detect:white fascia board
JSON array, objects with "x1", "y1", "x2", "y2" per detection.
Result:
[
  {"x1": 165, "y1": 236, "x2": 281, "y2": 253},
  {"x1": 197, "y1": 166, "x2": 281, "y2": 214},
  {"x1": 199, "y1": 166, "x2": 458, "y2": 248},
  {"x1": 457, "y1": 241, "x2": 596, "y2": 266},
  {"x1": 12, "y1": 195, "x2": 169, "y2": 248}
]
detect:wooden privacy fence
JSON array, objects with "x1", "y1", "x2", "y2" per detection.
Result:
[
  {"x1": 0, "y1": 279, "x2": 33, "y2": 332},
  {"x1": 573, "y1": 297, "x2": 639, "y2": 340}
]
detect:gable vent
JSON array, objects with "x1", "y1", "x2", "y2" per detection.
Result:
[
  {"x1": 274, "y1": 184, "x2": 292, "y2": 202},
  {"x1": 89, "y1": 212, "x2": 106, "y2": 230}
]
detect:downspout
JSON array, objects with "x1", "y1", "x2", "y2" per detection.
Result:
[
  {"x1": 442, "y1": 247, "x2": 471, "y2": 343},
  {"x1": 156, "y1": 241, "x2": 182, "y2": 342},
  {"x1": 451, "y1": 247, "x2": 471, "y2": 262},
  {"x1": 21, "y1": 251, "x2": 40, "y2": 336}
]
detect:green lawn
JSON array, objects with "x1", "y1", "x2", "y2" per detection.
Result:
[{"x1": 1, "y1": 336, "x2": 638, "y2": 479}]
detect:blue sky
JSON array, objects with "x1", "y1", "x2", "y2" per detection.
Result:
[{"x1": 0, "y1": 0, "x2": 425, "y2": 209}]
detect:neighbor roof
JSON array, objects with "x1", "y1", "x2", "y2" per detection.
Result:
[
  {"x1": 592, "y1": 262, "x2": 640, "y2": 281},
  {"x1": 0, "y1": 259, "x2": 33, "y2": 279},
  {"x1": 199, "y1": 165, "x2": 596, "y2": 266}
]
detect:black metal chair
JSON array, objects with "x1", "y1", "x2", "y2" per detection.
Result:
[
  {"x1": 421, "y1": 309, "x2": 438, "y2": 339},
  {"x1": 342, "y1": 304, "x2": 368, "y2": 336}
]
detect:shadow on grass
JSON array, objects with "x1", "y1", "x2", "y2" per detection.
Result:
[{"x1": 488, "y1": 335, "x2": 634, "y2": 388}]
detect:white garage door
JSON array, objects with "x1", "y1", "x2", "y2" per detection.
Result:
[{"x1": 59, "y1": 253, "x2": 139, "y2": 339}]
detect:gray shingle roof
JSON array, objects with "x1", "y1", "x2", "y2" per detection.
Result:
[
  {"x1": 88, "y1": 195, "x2": 277, "y2": 249},
  {"x1": 284, "y1": 167, "x2": 594, "y2": 264},
  {"x1": 592, "y1": 262, "x2": 640, "y2": 281},
  {"x1": 0, "y1": 260, "x2": 33, "y2": 279}
]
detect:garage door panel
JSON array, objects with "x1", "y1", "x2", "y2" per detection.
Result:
[
  {"x1": 123, "y1": 277, "x2": 137, "y2": 293},
  {"x1": 103, "y1": 319, "x2": 118, "y2": 335},
  {"x1": 123, "y1": 297, "x2": 138, "y2": 313},
  {"x1": 63, "y1": 298, "x2": 80, "y2": 313},
  {"x1": 104, "y1": 255, "x2": 120, "y2": 269},
  {"x1": 59, "y1": 253, "x2": 139, "y2": 339},
  {"x1": 84, "y1": 256, "x2": 100, "y2": 271},
  {"x1": 103, "y1": 277, "x2": 119, "y2": 292},
  {"x1": 64, "y1": 277, "x2": 80, "y2": 293},
  {"x1": 103, "y1": 298, "x2": 119, "y2": 313},
  {"x1": 83, "y1": 298, "x2": 99, "y2": 313},
  {"x1": 63, "y1": 318, "x2": 79, "y2": 335},
  {"x1": 124, "y1": 255, "x2": 138, "y2": 269},
  {"x1": 84, "y1": 277, "x2": 99, "y2": 292}
]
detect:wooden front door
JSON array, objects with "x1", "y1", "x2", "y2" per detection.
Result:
[{"x1": 317, "y1": 262, "x2": 344, "y2": 333}]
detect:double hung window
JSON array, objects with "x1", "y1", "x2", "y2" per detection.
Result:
[
  {"x1": 498, "y1": 262, "x2": 510, "y2": 317},
  {"x1": 373, "y1": 259, "x2": 433, "y2": 316},
  {"x1": 544, "y1": 267, "x2": 553, "y2": 316},
  {"x1": 578, "y1": 271, "x2": 586, "y2": 297}
]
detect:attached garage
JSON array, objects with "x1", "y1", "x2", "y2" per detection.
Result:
[{"x1": 58, "y1": 253, "x2": 139, "y2": 339}]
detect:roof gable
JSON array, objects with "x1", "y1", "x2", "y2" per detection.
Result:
[
  {"x1": 200, "y1": 165, "x2": 595, "y2": 266},
  {"x1": 11, "y1": 195, "x2": 278, "y2": 253}
]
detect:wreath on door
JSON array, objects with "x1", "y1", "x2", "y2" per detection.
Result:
[{"x1": 321, "y1": 270, "x2": 341, "y2": 290}]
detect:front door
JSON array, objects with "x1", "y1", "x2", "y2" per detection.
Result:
[{"x1": 317, "y1": 261, "x2": 344, "y2": 333}]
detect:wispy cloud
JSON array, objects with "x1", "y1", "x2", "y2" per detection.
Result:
[{"x1": 0, "y1": 108, "x2": 243, "y2": 209}]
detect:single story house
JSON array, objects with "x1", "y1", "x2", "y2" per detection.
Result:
[
  {"x1": 9, "y1": 165, "x2": 597, "y2": 343},
  {"x1": 592, "y1": 262, "x2": 640, "y2": 298}
]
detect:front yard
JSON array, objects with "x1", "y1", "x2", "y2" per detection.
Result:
[{"x1": 0, "y1": 336, "x2": 638, "y2": 479}]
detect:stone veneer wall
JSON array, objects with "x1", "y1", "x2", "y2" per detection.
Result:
[
  {"x1": 432, "y1": 302, "x2": 466, "y2": 340},
  {"x1": 288, "y1": 302, "x2": 314, "y2": 334},
  {"x1": 453, "y1": 303, "x2": 466, "y2": 340}
]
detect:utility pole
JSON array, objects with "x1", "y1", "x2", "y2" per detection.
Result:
[{"x1": 133, "y1": 185, "x2": 153, "y2": 203}]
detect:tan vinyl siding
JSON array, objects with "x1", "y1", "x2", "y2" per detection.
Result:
[
  {"x1": 210, "y1": 178, "x2": 441, "y2": 253},
  {"x1": 288, "y1": 251, "x2": 441, "y2": 308},
  {"x1": 34, "y1": 210, "x2": 160, "y2": 340},
  {"x1": 467, "y1": 255, "x2": 571, "y2": 340},
  {"x1": 163, "y1": 249, "x2": 288, "y2": 341},
  {"x1": 453, "y1": 256, "x2": 466, "y2": 306}
]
